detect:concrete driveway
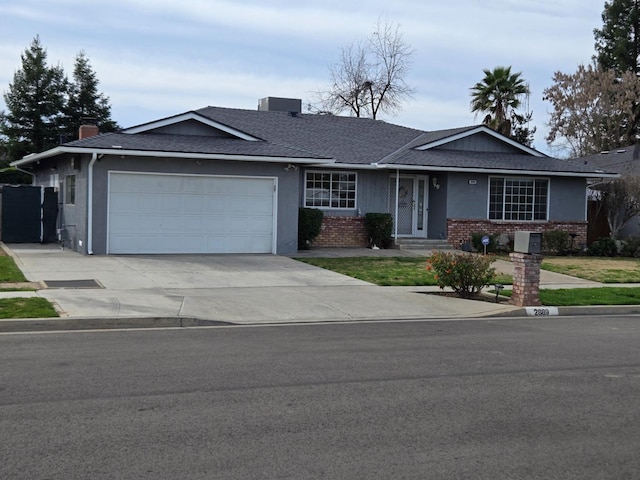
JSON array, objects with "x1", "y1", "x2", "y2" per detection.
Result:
[{"x1": 4, "y1": 244, "x2": 520, "y2": 324}]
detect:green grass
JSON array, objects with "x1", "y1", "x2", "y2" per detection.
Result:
[
  {"x1": 296, "y1": 256, "x2": 511, "y2": 287},
  {"x1": 0, "y1": 297, "x2": 58, "y2": 318},
  {"x1": 0, "y1": 254, "x2": 58, "y2": 318},
  {"x1": 500, "y1": 287, "x2": 640, "y2": 306},
  {"x1": 541, "y1": 257, "x2": 640, "y2": 283},
  {"x1": 0, "y1": 256, "x2": 27, "y2": 282}
]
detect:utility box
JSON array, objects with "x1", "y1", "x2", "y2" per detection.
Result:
[{"x1": 513, "y1": 231, "x2": 542, "y2": 254}]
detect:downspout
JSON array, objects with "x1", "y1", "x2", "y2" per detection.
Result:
[
  {"x1": 87, "y1": 152, "x2": 98, "y2": 255},
  {"x1": 394, "y1": 169, "x2": 400, "y2": 241}
]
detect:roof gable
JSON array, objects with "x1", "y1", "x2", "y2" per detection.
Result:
[
  {"x1": 123, "y1": 112, "x2": 260, "y2": 141},
  {"x1": 414, "y1": 125, "x2": 544, "y2": 157}
]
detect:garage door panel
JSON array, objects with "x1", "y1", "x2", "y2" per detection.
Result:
[
  {"x1": 182, "y1": 215, "x2": 206, "y2": 232},
  {"x1": 108, "y1": 173, "x2": 275, "y2": 254},
  {"x1": 183, "y1": 196, "x2": 208, "y2": 213},
  {"x1": 250, "y1": 216, "x2": 274, "y2": 234}
]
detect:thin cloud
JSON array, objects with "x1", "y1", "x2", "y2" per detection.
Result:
[{"x1": 0, "y1": 0, "x2": 609, "y2": 155}]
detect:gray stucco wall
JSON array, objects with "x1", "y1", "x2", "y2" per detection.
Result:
[
  {"x1": 298, "y1": 168, "x2": 389, "y2": 217},
  {"x1": 446, "y1": 173, "x2": 587, "y2": 221},
  {"x1": 85, "y1": 155, "x2": 300, "y2": 255},
  {"x1": 446, "y1": 173, "x2": 489, "y2": 219},
  {"x1": 33, "y1": 153, "x2": 89, "y2": 252},
  {"x1": 304, "y1": 168, "x2": 452, "y2": 240},
  {"x1": 427, "y1": 173, "x2": 448, "y2": 239},
  {"x1": 548, "y1": 177, "x2": 587, "y2": 221}
]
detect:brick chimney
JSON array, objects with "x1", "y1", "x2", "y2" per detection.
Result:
[{"x1": 79, "y1": 117, "x2": 99, "y2": 139}]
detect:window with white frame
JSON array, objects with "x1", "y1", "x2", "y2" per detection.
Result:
[
  {"x1": 305, "y1": 171, "x2": 357, "y2": 209},
  {"x1": 489, "y1": 177, "x2": 548, "y2": 221}
]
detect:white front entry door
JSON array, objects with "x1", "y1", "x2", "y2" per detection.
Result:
[{"x1": 389, "y1": 176, "x2": 429, "y2": 237}]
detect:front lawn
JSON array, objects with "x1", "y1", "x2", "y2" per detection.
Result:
[
  {"x1": 541, "y1": 257, "x2": 640, "y2": 283},
  {"x1": 0, "y1": 255, "x2": 27, "y2": 282},
  {"x1": 500, "y1": 287, "x2": 640, "y2": 306},
  {"x1": 0, "y1": 250, "x2": 58, "y2": 318},
  {"x1": 0, "y1": 298, "x2": 58, "y2": 318},
  {"x1": 297, "y1": 256, "x2": 512, "y2": 287}
]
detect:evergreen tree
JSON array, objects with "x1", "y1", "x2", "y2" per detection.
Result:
[
  {"x1": 65, "y1": 50, "x2": 118, "y2": 140},
  {"x1": 0, "y1": 36, "x2": 67, "y2": 163},
  {"x1": 594, "y1": 0, "x2": 640, "y2": 74}
]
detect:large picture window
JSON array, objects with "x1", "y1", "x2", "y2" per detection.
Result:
[
  {"x1": 305, "y1": 171, "x2": 356, "y2": 209},
  {"x1": 489, "y1": 177, "x2": 548, "y2": 221}
]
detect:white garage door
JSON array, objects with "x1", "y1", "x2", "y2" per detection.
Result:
[{"x1": 108, "y1": 172, "x2": 276, "y2": 254}]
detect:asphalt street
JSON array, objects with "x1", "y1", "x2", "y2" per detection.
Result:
[{"x1": 2, "y1": 316, "x2": 640, "y2": 479}]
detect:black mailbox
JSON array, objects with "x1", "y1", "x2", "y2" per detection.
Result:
[{"x1": 514, "y1": 231, "x2": 541, "y2": 254}]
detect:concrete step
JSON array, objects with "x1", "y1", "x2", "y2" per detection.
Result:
[{"x1": 393, "y1": 238, "x2": 453, "y2": 250}]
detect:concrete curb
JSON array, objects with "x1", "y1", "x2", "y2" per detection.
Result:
[
  {"x1": 3, "y1": 305, "x2": 640, "y2": 333},
  {"x1": 0, "y1": 316, "x2": 232, "y2": 333},
  {"x1": 490, "y1": 305, "x2": 640, "y2": 318}
]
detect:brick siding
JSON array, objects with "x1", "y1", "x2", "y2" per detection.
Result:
[
  {"x1": 447, "y1": 219, "x2": 588, "y2": 249},
  {"x1": 311, "y1": 216, "x2": 369, "y2": 248},
  {"x1": 509, "y1": 252, "x2": 543, "y2": 306}
]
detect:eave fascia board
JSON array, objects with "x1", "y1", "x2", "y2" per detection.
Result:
[
  {"x1": 415, "y1": 125, "x2": 544, "y2": 157},
  {"x1": 11, "y1": 146, "x2": 334, "y2": 167},
  {"x1": 372, "y1": 163, "x2": 619, "y2": 178},
  {"x1": 11, "y1": 146, "x2": 68, "y2": 167},
  {"x1": 305, "y1": 162, "x2": 380, "y2": 170},
  {"x1": 122, "y1": 112, "x2": 260, "y2": 141}
]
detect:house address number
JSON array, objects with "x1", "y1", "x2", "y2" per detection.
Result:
[{"x1": 525, "y1": 306, "x2": 559, "y2": 317}]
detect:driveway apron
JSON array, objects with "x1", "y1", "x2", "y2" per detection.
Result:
[{"x1": 4, "y1": 244, "x2": 519, "y2": 323}]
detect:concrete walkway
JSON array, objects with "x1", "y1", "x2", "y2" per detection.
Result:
[{"x1": 0, "y1": 244, "x2": 632, "y2": 331}]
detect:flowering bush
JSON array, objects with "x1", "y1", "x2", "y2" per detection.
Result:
[{"x1": 426, "y1": 251, "x2": 496, "y2": 299}]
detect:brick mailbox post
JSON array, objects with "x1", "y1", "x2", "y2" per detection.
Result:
[{"x1": 510, "y1": 231, "x2": 543, "y2": 307}]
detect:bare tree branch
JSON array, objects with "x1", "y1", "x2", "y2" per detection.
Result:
[
  {"x1": 310, "y1": 19, "x2": 415, "y2": 119},
  {"x1": 543, "y1": 64, "x2": 640, "y2": 156}
]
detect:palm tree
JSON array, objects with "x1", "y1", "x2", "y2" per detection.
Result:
[{"x1": 470, "y1": 66, "x2": 529, "y2": 137}]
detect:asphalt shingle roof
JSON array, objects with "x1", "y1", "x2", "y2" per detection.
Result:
[
  {"x1": 65, "y1": 132, "x2": 328, "y2": 159},
  {"x1": 195, "y1": 107, "x2": 425, "y2": 165},
  {"x1": 383, "y1": 149, "x2": 608, "y2": 174},
  {"x1": 48, "y1": 105, "x2": 618, "y2": 176},
  {"x1": 577, "y1": 144, "x2": 640, "y2": 175}
]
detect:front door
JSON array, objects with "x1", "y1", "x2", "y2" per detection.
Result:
[{"x1": 389, "y1": 176, "x2": 429, "y2": 237}]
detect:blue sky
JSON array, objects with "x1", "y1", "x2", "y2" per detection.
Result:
[{"x1": 0, "y1": 0, "x2": 605, "y2": 156}]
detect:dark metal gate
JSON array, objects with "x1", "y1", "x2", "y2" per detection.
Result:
[{"x1": 1, "y1": 185, "x2": 58, "y2": 243}]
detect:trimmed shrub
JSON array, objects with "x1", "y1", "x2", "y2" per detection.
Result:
[
  {"x1": 587, "y1": 237, "x2": 618, "y2": 257},
  {"x1": 543, "y1": 230, "x2": 569, "y2": 255},
  {"x1": 298, "y1": 208, "x2": 323, "y2": 249},
  {"x1": 426, "y1": 251, "x2": 496, "y2": 299},
  {"x1": 621, "y1": 237, "x2": 640, "y2": 257},
  {"x1": 364, "y1": 213, "x2": 393, "y2": 248}
]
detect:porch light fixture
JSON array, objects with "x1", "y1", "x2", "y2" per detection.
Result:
[
  {"x1": 432, "y1": 176, "x2": 440, "y2": 190},
  {"x1": 284, "y1": 164, "x2": 298, "y2": 172}
]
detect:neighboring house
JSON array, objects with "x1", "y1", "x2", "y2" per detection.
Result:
[
  {"x1": 11, "y1": 97, "x2": 618, "y2": 255},
  {"x1": 580, "y1": 144, "x2": 640, "y2": 239}
]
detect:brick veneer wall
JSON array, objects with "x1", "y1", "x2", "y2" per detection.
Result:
[
  {"x1": 447, "y1": 219, "x2": 588, "y2": 249},
  {"x1": 311, "y1": 216, "x2": 369, "y2": 248},
  {"x1": 509, "y1": 252, "x2": 543, "y2": 306}
]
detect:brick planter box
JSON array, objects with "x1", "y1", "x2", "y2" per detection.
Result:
[
  {"x1": 447, "y1": 219, "x2": 587, "y2": 250},
  {"x1": 311, "y1": 216, "x2": 369, "y2": 248}
]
